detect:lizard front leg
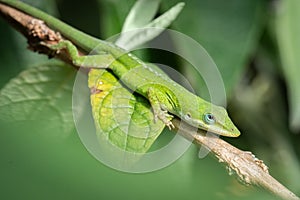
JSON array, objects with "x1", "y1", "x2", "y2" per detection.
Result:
[
  {"x1": 43, "y1": 40, "x2": 115, "y2": 69},
  {"x1": 147, "y1": 87, "x2": 175, "y2": 130}
]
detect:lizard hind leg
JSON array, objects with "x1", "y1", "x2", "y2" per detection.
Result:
[
  {"x1": 147, "y1": 87, "x2": 175, "y2": 130},
  {"x1": 43, "y1": 40, "x2": 115, "y2": 68}
]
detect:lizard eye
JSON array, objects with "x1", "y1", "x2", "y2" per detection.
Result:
[
  {"x1": 184, "y1": 113, "x2": 191, "y2": 120},
  {"x1": 203, "y1": 113, "x2": 216, "y2": 125}
]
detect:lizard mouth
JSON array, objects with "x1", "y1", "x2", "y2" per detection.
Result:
[
  {"x1": 186, "y1": 118, "x2": 240, "y2": 137},
  {"x1": 207, "y1": 127, "x2": 240, "y2": 137}
]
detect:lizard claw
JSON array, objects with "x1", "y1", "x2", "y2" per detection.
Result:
[
  {"x1": 153, "y1": 110, "x2": 174, "y2": 129},
  {"x1": 166, "y1": 121, "x2": 175, "y2": 130}
]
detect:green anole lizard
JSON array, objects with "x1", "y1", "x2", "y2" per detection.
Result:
[{"x1": 0, "y1": 0, "x2": 240, "y2": 137}]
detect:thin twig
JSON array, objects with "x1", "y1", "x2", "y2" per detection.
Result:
[{"x1": 0, "y1": 3, "x2": 299, "y2": 200}]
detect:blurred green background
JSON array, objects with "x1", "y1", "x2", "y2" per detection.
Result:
[{"x1": 0, "y1": 0, "x2": 300, "y2": 199}]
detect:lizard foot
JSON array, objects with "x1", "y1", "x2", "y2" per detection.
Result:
[{"x1": 154, "y1": 110, "x2": 174, "y2": 130}]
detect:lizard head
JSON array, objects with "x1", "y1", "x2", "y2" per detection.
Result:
[{"x1": 181, "y1": 100, "x2": 240, "y2": 137}]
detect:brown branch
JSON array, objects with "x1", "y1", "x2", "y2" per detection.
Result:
[
  {"x1": 0, "y1": 2, "x2": 299, "y2": 200},
  {"x1": 0, "y1": 3, "x2": 78, "y2": 65},
  {"x1": 173, "y1": 119, "x2": 300, "y2": 200}
]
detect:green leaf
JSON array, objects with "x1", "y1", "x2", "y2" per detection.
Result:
[
  {"x1": 115, "y1": 2, "x2": 185, "y2": 50},
  {"x1": 88, "y1": 68, "x2": 165, "y2": 153},
  {"x1": 162, "y1": 0, "x2": 266, "y2": 98},
  {"x1": 121, "y1": 0, "x2": 161, "y2": 32},
  {"x1": 98, "y1": 0, "x2": 136, "y2": 38},
  {"x1": 275, "y1": 0, "x2": 300, "y2": 131},
  {"x1": 0, "y1": 63, "x2": 77, "y2": 138}
]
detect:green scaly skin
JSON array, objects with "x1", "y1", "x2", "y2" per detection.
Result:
[{"x1": 0, "y1": 0, "x2": 240, "y2": 137}]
